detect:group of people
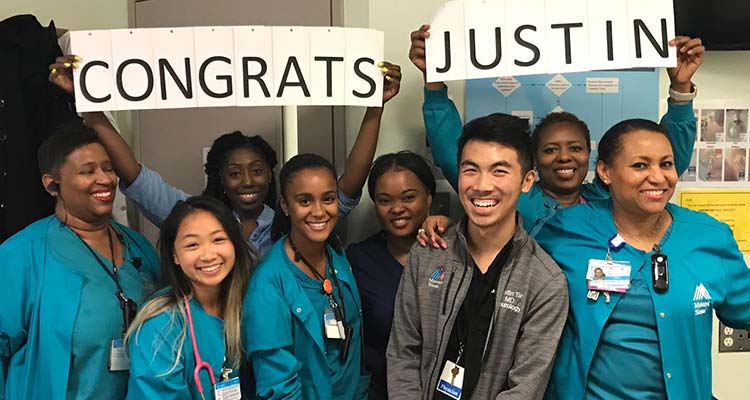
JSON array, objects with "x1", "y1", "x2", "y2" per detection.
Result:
[{"x1": 0, "y1": 21, "x2": 748, "y2": 400}]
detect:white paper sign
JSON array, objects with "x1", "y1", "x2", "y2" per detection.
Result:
[
  {"x1": 345, "y1": 28, "x2": 384, "y2": 107},
  {"x1": 194, "y1": 27, "x2": 236, "y2": 107},
  {"x1": 234, "y1": 26, "x2": 277, "y2": 107},
  {"x1": 70, "y1": 30, "x2": 116, "y2": 112},
  {"x1": 310, "y1": 27, "x2": 347, "y2": 105},
  {"x1": 153, "y1": 27, "x2": 197, "y2": 109},
  {"x1": 426, "y1": 0, "x2": 677, "y2": 82},
  {"x1": 68, "y1": 26, "x2": 384, "y2": 111},
  {"x1": 426, "y1": 0, "x2": 467, "y2": 83}
]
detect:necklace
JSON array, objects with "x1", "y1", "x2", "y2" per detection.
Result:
[{"x1": 613, "y1": 211, "x2": 665, "y2": 242}]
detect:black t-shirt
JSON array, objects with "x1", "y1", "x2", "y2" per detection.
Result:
[{"x1": 435, "y1": 239, "x2": 513, "y2": 400}]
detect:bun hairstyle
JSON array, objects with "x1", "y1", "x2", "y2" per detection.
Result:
[
  {"x1": 367, "y1": 151, "x2": 436, "y2": 201},
  {"x1": 270, "y1": 153, "x2": 343, "y2": 252},
  {"x1": 203, "y1": 131, "x2": 278, "y2": 208},
  {"x1": 596, "y1": 118, "x2": 669, "y2": 184}
]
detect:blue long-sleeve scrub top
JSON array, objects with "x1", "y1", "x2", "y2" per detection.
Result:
[
  {"x1": 0, "y1": 215, "x2": 160, "y2": 400},
  {"x1": 120, "y1": 166, "x2": 360, "y2": 256},
  {"x1": 423, "y1": 86, "x2": 697, "y2": 236},
  {"x1": 126, "y1": 293, "x2": 239, "y2": 400},
  {"x1": 535, "y1": 200, "x2": 750, "y2": 399},
  {"x1": 242, "y1": 238, "x2": 369, "y2": 400}
]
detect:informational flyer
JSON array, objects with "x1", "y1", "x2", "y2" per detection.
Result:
[
  {"x1": 681, "y1": 102, "x2": 750, "y2": 187},
  {"x1": 678, "y1": 190, "x2": 750, "y2": 252}
]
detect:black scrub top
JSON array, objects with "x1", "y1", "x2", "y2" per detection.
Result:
[{"x1": 347, "y1": 231, "x2": 404, "y2": 400}]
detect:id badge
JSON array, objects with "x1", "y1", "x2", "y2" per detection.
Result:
[
  {"x1": 587, "y1": 259, "x2": 631, "y2": 293},
  {"x1": 214, "y1": 377, "x2": 241, "y2": 400},
  {"x1": 436, "y1": 360, "x2": 464, "y2": 399},
  {"x1": 109, "y1": 338, "x2": 130, "y2": 371},
  {"x1": 324, "y1": 308, "x2": 345, "y2": 340}
]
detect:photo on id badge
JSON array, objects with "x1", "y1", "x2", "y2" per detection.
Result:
[{"x1": 586, "y1": 260, "x2": 631, "y2": 293}]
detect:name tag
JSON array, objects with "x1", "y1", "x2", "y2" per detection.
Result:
[
  {"x1": 214, "y1": 377, "x2": 241, "y2": 400},
  {"x1": 436, "y1": 360, "x2": 464, "y2": 399},
  {"x1": 109, "y1": 338, "x2": 130, "y2": 371},
  {"x1": 587, "y1": 259, "x2": 631, "y2": 293},
  {"x1": 324, "y1": 308, "x2": 346, "y2": 340}
]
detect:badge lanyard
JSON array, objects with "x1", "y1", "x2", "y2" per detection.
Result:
[
  {"x1": 288, "y1": 236, "x2": 352, "y2": 361},
  {"x1": 72, "y1": 225, "x2": 137, "y2": 334}
]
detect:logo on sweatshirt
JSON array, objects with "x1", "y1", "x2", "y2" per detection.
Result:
[
  {"x1": 693, "y1": 283, "x2": 712, "y2": 316},
  {"x1": 428, "y1": 266, "x2": 446, "y2": 288}
]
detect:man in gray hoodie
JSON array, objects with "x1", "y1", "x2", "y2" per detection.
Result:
[{"x1": 387, "y1": 113, "x2": 568, "y2": 400}]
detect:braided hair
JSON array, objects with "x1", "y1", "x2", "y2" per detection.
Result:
[{"x1": 202, "y1": 131, "x2": 278, "y2": 208}]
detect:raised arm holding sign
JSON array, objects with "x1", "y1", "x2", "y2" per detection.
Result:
[{"x1": 425, "y1": 0, "x2": 678, "y2": 82}]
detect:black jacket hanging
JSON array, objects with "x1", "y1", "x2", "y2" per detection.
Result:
[{"x1": 0, "y1": 14, "x2": 83, "y2": 243}]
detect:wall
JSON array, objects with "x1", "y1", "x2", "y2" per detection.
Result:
[
  {"x1": 0, "y1": 1, "x2": 133, "y2": 142},
  {"x1": 345, "y1": 1, "x2": 750, "y2": 397},
  {"x1": 344, "y1": 0, "x2": 465, "y2": 242},
  {"x1": 660, "y1": 51, "x2": 750, "y2": 400}
]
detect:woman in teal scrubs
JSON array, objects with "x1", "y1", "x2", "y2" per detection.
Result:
[
  {"x1": 126, "y1": 196, "x2": 255, "y2": 399},
  {"x1": 243, "y1": 154, "x2": 369, "y2": 400},
  {"x1": 0, "y1": 127, "x2": 160, "y2": 400},
  {"x1": 535, "y1": 119, "x2": 750, "y2": 399}
]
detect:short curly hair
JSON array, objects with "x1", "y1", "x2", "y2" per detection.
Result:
[{"x1": 531, "y1": 111, "x2": 591, "y2": 154}]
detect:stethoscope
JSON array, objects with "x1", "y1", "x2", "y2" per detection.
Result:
[{"x1": 184, "y1": 297, "x2": 216, "y2": 400}]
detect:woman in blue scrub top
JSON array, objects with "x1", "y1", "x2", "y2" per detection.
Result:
[
  {"x1": 346, "y1": 151, "x2": 435, "y2": 399},
  {"x1": 49, "y1": 57, "x2": 402, "y2": 256},
  {"x1": 413, "y1": 33, "x2": 705, "y2": 242},
  {"x1": 243, "y1": 154, "x2": 369, "y2": 399},
  {"x1": 126, "y1": 196, "x2": 255, "y2": 400},
  {"x1": 0, "y1": 127, "x2": 160, "y2": 400},
  {"x1": 535, "y1": 119, "x2": 750, "y2": 399}
]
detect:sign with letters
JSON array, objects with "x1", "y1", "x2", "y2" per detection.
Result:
[
  {"x1": 426, "y1": 0, "x2": 676, "y2": 82},
  {"x1": 64, "y1": 26, "x2": 384, "y2": 111}
]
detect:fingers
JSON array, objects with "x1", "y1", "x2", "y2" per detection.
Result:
[
  {"x1": 680, "y1": 38, "x2": 704, "y2": 56},
  {"x1": 379, "y1": 62, "x2": 402, "y2": 82},
  {"x1": 417, "y1": 228, "x2": 429, "y2": 247}
]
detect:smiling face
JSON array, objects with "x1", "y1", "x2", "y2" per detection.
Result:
[
  {"x1": 281, "y1": 168, "x2": 339, "y2": 245},
  {"x1": 373, "y1": 168, "x2": 432, "y2": 239},
  {"x1": 597, "y1": 130, "x2": 678, "y2": 217},
  {"x1": 535, "y1": 122, "x2": 590, "y2": 196},
  {"x1": 458, "y1": 140, "x2": 535, "y2": 231},
  {"x1": 54, "y1": 143, "x2": 118, "y2": 223},
  {"x1": 173, "y1": 210, "x2": 236, "y2": 293},
  {"x1": 222, "y1": 146, "x2": 272, "y2": 216}
]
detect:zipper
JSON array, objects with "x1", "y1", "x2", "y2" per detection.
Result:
[
  {"x1": 441, "y1": 271, "x2": 455, "y2": 315},
  {"x1": 426, "y1": 263, "x2": 467, "y2": 400}
]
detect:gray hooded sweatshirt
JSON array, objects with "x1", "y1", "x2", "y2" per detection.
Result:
[{"x1": 387, "y1": 218, "x2": 568, "y2": 400}]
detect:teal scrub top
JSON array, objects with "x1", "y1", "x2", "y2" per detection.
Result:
[
  {"x1": 423, "y1": 86, "x2": 697, "y2": 236},
  {"x1": 242, "y1": 238, "x2": 369, "y2": 400},
  {"x1": 126, "y1": 294, "x2": 239, "y2": 400},
  {"x1": 535, "y1": 200, "x2": 750, "y2": 400},
  {"x1": 0, "y1": 215, "x2": 160, "y2": 400},
  {"x1": 585, "y1": 269, "x2": 666, "y2": 399}
]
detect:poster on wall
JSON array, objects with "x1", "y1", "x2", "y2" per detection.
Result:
[
  {"x1": 678, "y1": 190, "x2": 750, "y2": 253},
  {"x1": 680, "y1": 101, "x2": 750, "y2": 187}
]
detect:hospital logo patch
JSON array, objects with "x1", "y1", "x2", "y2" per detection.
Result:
[
  {"x1": 428, "y1": 266, "x2": 446, "y2": 288},
  {"x1": 693, "y1": 283, "x2": 712, "y2": 316}
]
